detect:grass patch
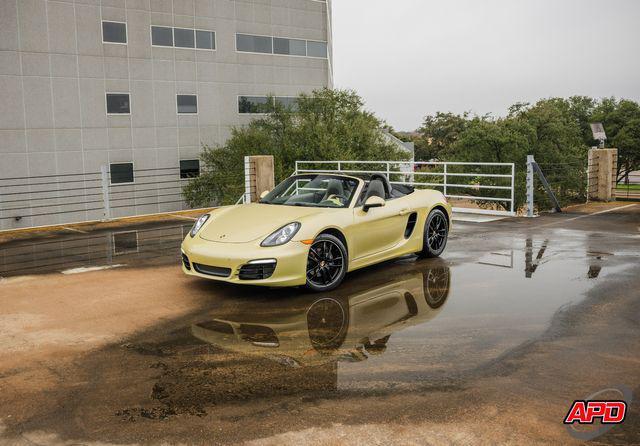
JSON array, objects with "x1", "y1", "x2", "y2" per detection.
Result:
[{"x1": 616, "y1": 184, "x2": 640, "y2": 191}]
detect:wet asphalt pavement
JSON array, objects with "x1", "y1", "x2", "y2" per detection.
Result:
[{"x1": 0, "y1": 203, "x2": 639, "y2": 445}]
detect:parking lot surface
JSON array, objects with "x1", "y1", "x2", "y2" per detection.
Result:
[{"x1": 0, "y1": 203, "x2": 639, "y2": 445}]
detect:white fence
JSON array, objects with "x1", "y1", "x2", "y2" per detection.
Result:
[{"x1": 294, "y1": 160, "x2": 516, "y2": 216}]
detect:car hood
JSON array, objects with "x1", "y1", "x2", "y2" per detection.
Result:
[{"x1": 198, "y1": 203, "x2": 323, "y2": 243}]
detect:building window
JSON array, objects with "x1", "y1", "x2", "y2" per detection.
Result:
[
  {"x1": 238, "y1": 96, "x2": 272, "y2": 114},
  {"x1": 151, "y1": 26, "x2": 173, "y2": 47},
  {"x1": 152, "y1": 26, "x2": 215, "y2": 50},
  {"x1": 174, "y1": 28, "x2": 195, "y2": 48},
  {"x1": 102, "y1": 21, "x2": 127, "y2": 44},
  {"x1": 275, "y1": 96, "x2": 299, "y2": 111},
  {"x1": 177, "y1": 95, "x2": 197, "y2": 114},
  {"x1": 236, "y1": 34, "x2": 327, "y2": 59},
  {"x1": 106, "y1": 93, "x2": 130, "y2": 114},
  {"x1": 196, "y1": 30, "x2": 215, "y2": 49},
  {"x1": 273, "y1": 37, "x2": 306, "y2": 56},
  {"x1": 180, "y1": 159, "x2": 200, "y2": 179},
  {"x1": 110, "y1": 163, "x2": 134, "y2": 184},
  {"x1": 239, "y1": 96, "x2": 298, "y2": 114},
  {"x1": 307, "y1": 40, "x2": 328, "y2": 58},
  {"x1": 236, "y1": 34, "x2": 272, "y2": 54}
]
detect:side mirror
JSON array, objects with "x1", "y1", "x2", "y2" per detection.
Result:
[
  {"x1": 363, "y1": 196, "x2": 385, "y2": 212},
  {"x1": 259, "y1": 190, "x2": 270, "y2": 199}
]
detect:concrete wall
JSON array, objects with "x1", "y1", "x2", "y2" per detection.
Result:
[
  {"x1": 587, "y1": 148, "x2": 618, "y2": 202},
  {"x1": 0, "y1": 0, "x2": 331, "y2": 229}
]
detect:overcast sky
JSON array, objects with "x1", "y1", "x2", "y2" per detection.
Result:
[{"x1": 331, "y1": 0, "x2": 640, "y2": 131}]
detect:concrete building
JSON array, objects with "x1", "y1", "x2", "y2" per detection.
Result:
[{"x1": 0, "y1": 0, "x2": 332, "y2": 229}]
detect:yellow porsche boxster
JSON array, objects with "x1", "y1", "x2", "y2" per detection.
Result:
[{"x1": 181, "y1": 173, "x2": 451, "y2": 291}]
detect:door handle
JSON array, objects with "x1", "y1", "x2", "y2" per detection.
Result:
[{"x1": 398, "y1": 208, "x2": 410, "y2": 216}]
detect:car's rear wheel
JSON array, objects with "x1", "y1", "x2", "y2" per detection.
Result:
[
  {"x1": 419, "y1": 209, "x2": 448, "y2": 258},
  {"x1": 305, "y1": 234, "x2": 347, "y2": 292}
]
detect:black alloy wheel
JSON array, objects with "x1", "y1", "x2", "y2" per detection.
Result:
[
  {"x1": 419, "y1": 209, "x2": 449, "y2": 258},
  {"x1": 305, "y1": 234, "x2": 347, "y2": 292}
]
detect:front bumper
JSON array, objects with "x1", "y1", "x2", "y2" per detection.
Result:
[{"x1": 181, "y1": 235, "x2": 309, "y2": 287}]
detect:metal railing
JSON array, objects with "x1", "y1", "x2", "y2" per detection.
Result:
[
  {"x1": 0, "y1": 166, "x2": 209, "y2": 231},
  {"x1": 615, "y1": 172, "x2": 640, "y2": 200},
  {"x1": 294, "y1": 160, "x2": 516, "y2": 216}
]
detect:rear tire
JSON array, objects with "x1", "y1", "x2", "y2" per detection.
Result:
[
  {"x1": 305, "y1": 234, "x2": 348, "y2": 292},
  {"x1": 419, "y1": 209, "x2": 448, "y2": 258}
]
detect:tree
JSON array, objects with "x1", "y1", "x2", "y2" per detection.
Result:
[
  {"x1": 417, "y1": 112, "x2": 470, "y2": 161},
  {"x1": 453, "y1": 99, "x2": 587, "y2": 211},
  {"x1": 183, "y1": 89, "x2": 409, "y2": 207},
  {"x1": 566, "y1": 95, "x2": 598, "y2": 147},
  {"x1": 591, "y1": 98, "x2": 640, "y2": 181},
  {"x1": 613, "y1": 118, "x2": 640, "y2": 182}
]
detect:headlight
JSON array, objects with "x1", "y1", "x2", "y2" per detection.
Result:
[
  {"x1": 261, "y1": 222, "x2": 301, "y2": 247},
  {"x1": 190, "y1": 214, "x2": 210, "y2": 237}
]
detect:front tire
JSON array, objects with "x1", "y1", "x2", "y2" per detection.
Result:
[
  {"x1": 305, "y1": 234, "x2": 347, "y2": 292},
  {"x1": 419, "y1": 209, "x2": 449, "y2": 258}
]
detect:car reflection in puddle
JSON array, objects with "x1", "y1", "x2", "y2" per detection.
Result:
[{"x1": 191, "y1": 262, "x2": 451, "y2": 371}]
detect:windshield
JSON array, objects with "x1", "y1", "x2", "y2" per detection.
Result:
[{"x1": 260, "y1": 175, "x2": 359, "y2": 208}]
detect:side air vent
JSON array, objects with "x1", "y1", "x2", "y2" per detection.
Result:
[{"x1": 404, "y1": 212, "x2": 418, "y2": 238}]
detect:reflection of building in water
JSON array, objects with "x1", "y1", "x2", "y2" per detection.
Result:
[
  {"x1": 190, "y1": 261, "x2": 451, "y2": 394},
  {"x1": 0, "y1": 223, "x2": 191, "y2": 277}
]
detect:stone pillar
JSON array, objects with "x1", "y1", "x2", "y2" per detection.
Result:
[
  {"x1": 246, "y1": 155, "x2": 275, "y2": 203},
  {"x1": 588, "y1": 148, "x2": 618, "y2": 201}
]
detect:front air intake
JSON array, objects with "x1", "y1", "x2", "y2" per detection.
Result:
[
  {"x1": 182, "y1": 253, "x2": 191, "y2": 270},
  {"x1": 193, "y1": 263, "x2": 232, "y2": 277},
  {"x1": 238, "y1": 261, "x2": 277, "y2": 280}
]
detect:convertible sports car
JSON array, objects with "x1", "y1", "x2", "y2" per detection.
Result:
[{"x1": 181, "y1": 172, "x2": 451, "y2": 291}]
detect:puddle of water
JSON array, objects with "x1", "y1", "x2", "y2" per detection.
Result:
[
  {"x1": 158, "y1": 231, "x2": 630, "y2": 401},
  {"x1": 0, "y1": 223, "x2": 192, "y2": 277}
]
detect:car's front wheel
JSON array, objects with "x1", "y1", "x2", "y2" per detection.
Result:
[
  {"x1": 419, "y1": 208, "x2": 449, "y2": 258},
  {"x1": 305, "y1": 234, "x2": 347, "y2": 292}
]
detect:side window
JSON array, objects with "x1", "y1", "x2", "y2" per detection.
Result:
[
  {"x1": 196, "y1": 30, "x2": 215, "y2": 49},
  {"x1": 177, "y1": 95, "x2": 197, "y2": 114},
  {"x1": 110, "y1": 163, "x2": 134, "y2": 184},
  {"x1": 174, "y1": 28, "x2": 195, "y2": 48},
  {"x1": 307, "y1": 40, "x2": 328, "y2": 58},
  {"x1": 238, "y1": 96, "x2": 272, "y2": 114},
  {"x1": 106, "y1": 93, "x2": 130, "y2": 114},
  {"x1": 151, "y1": 26, "x2": 173, "y2": 46},
  {"x1": 236, "y1": 34, "x2": 273, "y2": 53},
  {"x1": 273, "y1": 38, "x2": 306, "y2": 56},
  {"x1": 102, "y1": 21, "x2": 127, "y2": 44},
  {"x1": 180, "y1": 159, "x2": 200, "y2": 178}
]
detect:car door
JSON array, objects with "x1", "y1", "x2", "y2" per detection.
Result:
[{"x1": 351, "y1": 197, "x2": 409, "y2": 260}]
